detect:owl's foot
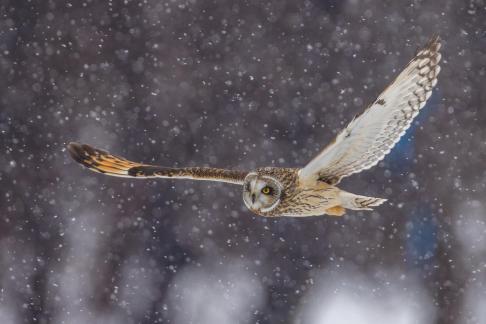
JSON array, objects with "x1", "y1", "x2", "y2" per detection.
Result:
[{"x1": 325, "y1": 206, "x2": 345, "y2": 216}]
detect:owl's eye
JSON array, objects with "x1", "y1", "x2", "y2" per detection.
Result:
[{"x1": 261, "y1": 186, "x2": 272, "y2": 195}]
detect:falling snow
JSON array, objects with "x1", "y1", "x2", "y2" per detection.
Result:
[{"x1": 1, "y1": 1, "x2": 486, "y2": 324}]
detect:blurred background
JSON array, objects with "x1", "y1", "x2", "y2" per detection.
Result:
[{"x1": 1, "y1": 0, "x2": 485, "y2": 323}]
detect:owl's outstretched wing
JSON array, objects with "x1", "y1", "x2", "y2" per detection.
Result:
[
  {"x1": 299, "y1": 36, "x2": 441, "y2": 185},
  {"x1": 67, "y1": 142, "x2": 248, "y2": 185}
]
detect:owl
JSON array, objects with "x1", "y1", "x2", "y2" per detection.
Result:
[{"x1": 68, "y1": 37, "x2": 441, "y2": 217}]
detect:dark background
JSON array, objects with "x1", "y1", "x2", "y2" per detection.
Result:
[{"x1": 1, "y1": 0, "x2": 486, "y2": 323}]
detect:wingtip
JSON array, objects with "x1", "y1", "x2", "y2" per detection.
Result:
[
  {"x1": 67, "y1": 142, "x2": 85, "y2": 163},
  {"x1": 426, "y1": 35, "x2": 441, "y2": 51},
  {"x1": 67, "y1": 141, "x2": 80, "y2": 151}
]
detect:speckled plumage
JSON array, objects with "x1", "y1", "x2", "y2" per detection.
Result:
[
  {"x1": 67, "y1": 37, "x2": 441, "y2": 217},
  {"x1": 247, "y1": 167, "x2": 340, "y2": 217}
]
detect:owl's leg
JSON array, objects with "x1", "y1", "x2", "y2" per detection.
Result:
[{"x1": 325, "y1": 205, "x2": 345, "y2": 216}]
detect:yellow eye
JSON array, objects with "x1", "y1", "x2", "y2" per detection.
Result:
[{"x1": 261, "y1": 186, "x2": 271, "y2": 195}]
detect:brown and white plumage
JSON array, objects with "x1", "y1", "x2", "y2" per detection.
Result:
[
  {"x1": 299, "y1": 36, "x2": 441, "y2": 185},
  {"x1": 68, "y1": 37, "x2": 441, "y2": 217},
  {"x1": 67, "y1": 143, "x2": 247, "y2": 185}
]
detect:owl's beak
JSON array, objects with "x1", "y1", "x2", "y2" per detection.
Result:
[{"x1": 251, "y1": 194, "x2": 256, "y2": 204}]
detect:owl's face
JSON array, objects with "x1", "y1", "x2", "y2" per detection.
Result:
[{"x1": 243, "y1": 173, "x2": 283, "y2": 214}]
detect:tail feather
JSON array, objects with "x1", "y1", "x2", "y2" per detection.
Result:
[{"x1": 339, "y1": 191, "x2": 387, "y2": 211}]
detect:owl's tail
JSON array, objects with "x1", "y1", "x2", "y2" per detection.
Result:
[{"x1": 339, "y1": 191, "x2": 387, "y2": 211}]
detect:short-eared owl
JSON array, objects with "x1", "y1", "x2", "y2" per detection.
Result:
[{"x1": 68, "y1": 37, "x2": 441, "y2": 217}]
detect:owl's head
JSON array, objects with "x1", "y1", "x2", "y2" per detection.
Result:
[{"x1": 242, "y1": 173, "x2": 283, "y2": 214}]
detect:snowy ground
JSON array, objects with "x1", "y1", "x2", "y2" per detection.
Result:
[{"x1": 1, "y1": 1, "x2": 485, "y2": 323}]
